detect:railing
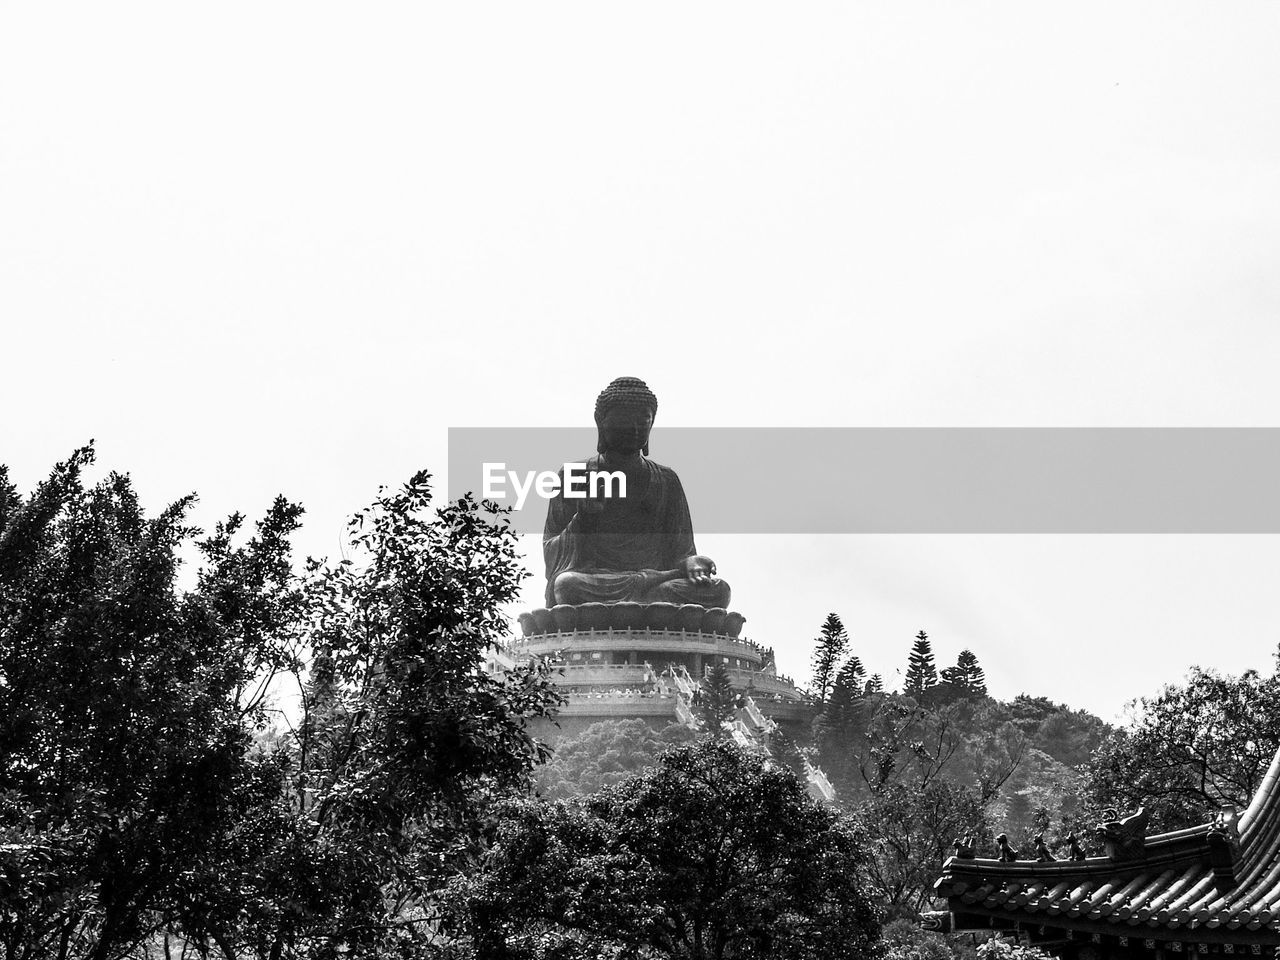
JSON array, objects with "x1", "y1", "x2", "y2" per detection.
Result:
[
  {"x1": 723, "y1": 668, "x2": 807, "y2": 699},
  {"x1": 555, "y1": 662, "x2": 648, "y2": 674},
  {"x1": 506, "y1": 630, "x2": 770, "y2": 661},
  {"x1": 564, "y1": 688, "x2": 672, "y2": 700},
  {"x1": 743, "y1": 696, "x2": 777, "y2": 732},
  {"x1": 804, "y1": 759, "x2": 836, "y2": 802},
  {"x1": 675, "y1": 696, "x2": 695, "y2": 727},
  {"x1": 549, "y1": 678, "x2": 813, "y2": 730},
  {"x1": 546, "y1": 662, "x2": 806, "y2": 701},
  {"x1": 670, "y1": 664, "x2": 697, "y2": 699}
]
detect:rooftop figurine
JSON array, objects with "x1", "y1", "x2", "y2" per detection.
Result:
[
  {"x1": 1034, "y1": 834, "x2": 1056, "y2": 862},
  {"x1": 996, "y1": 833, "x2": 1020, "y2": 863},
  {"x1": 1065, "y1": 831, "x2": 1087, "y2": 861}
]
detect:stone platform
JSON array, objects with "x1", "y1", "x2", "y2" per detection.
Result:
[
  {"x1": 506, "y1": 619, "x2": 814, "y2": 738},
  {"x1": 518, "y1": 601, "x2": 746, "y2": 637}
]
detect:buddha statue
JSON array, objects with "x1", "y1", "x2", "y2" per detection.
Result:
[{"x1": 542, "y1": 377, "x2": 731, "y2": 609}]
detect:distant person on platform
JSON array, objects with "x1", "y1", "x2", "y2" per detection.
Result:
[{"x1": 542, "y1": 376, "x2": 731, "y2": 609}]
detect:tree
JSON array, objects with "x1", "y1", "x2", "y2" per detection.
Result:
[
  {"x1": 534, "y1": 719, "x2": 693, "y2": 799},
  {"x1": 881, "y1": 918, "x2": 978, "y2": 960},
  {"x1": 767, "y1": 727, "x2": 811, "y2": 782},
  {"x1": 0, "y1": 451, "x2": 563, "y2": 959},
  {"x1": 0, "y1": 446, "x2": 306, "y2": 960},
  {"x1": 692, "y1": 660, "x2": 740, "y2": 732},
  {"x1": 811, "y1": 613, "x2": 850, "y2": 703},
  {"x1": 862, "y1": 780, "x2": 989, "y2": 918},
  {"x1": 448, "y1": 740, "x2": 883, "y2": 959},
  {"x1": 904, "y1": 630, "x2": 938, "y2": 698},
  {"x1": 998, "y1": 748, "x2": 1087, "y2": 854},
  {"x1": 1084, "y1": 666, "x2": 1280, "y2": 832},
  {"x1": 955, "y1": 650, "x2": 986, "y2": 693},
  {"x1": 813, "y1": 690, "x2": 1025, "y2": 917},
  {"x1": 1007, "y1": 696, "x2": 1109, "y2": 768},
  {"x1": 939, "y1": 650, "x2": 987, "y2": 698},
  {"x1": 976, "y1": 938, "x2": 1054, "y2": 960},
  {"x1": 865, "y1": 674, "x2": 885, "y2": 696},
  {"x1": 1002, "y1": 789, "x2": 1034, "y2": 834},
  {"x1": 826, "y1": 656, "x2": 867, "y2": 722},
  {"x1": 223, "y1": 471, "x2": 562, "y2": 958}
]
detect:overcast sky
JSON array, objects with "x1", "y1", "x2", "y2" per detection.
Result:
[{"x1": 3, "y1": 2, "x2": 1279, "y2": 721}]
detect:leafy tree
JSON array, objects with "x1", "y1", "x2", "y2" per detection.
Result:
[
  {"x1": 904, "y1": 630, "x2": 938, "y2": 698},
  {"x1": 0, "y1": 446, "x2": 306, "y2": 960},
  {"x1": 811, "y1": 613, "x2": 850, "y2": 703},
  {"x1": 534, "y1": 720, "x2": 693, "y2": 799},
  {"x1": 225, "y1": 472, "x2": 562, "y2": 958},
  {"x1": 863, "y1": 781, "x2": 989, "y2": 919},
  {"x1": 767, "y1": 727, "x2": 810, "y2": 782},
  {"x1": 1084, "y1": 666, "x2": 1280, "y2": 831},
  {"x1": 447, "y1": 739, "x2": 883, "y2": 959},
  {"x1": 814, "y1": 692, "x2": 1025, "y2": 916},
  {"x1": 0, "y1": 451, "x2": 562, "y2": 960},
  {"x1": 881, "y1": 918, "x2": 978, "y2": 960},
  {"x1": 1000, "y1": 695, "x2": 1109, "y2": 767},
  {"x1": 977, "y1": 938, "x2": 1054, "y2": 960},
  {"x1": 997, "y1": 748, "x2": 1085, "y2": 854},
  {"x1": 865, "y1": 674, "x2": 884, "y2": 696}
]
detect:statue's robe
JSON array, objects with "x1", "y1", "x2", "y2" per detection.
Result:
[{"x1": 542, "y1": 455, "x2": 726, "y2": 607}]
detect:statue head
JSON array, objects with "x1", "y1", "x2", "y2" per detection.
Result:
[{"x1": 594, "y1": 376, "x2": 658, "y2": 457}]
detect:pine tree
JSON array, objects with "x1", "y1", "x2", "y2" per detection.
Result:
[
  {"x1": 864, "y1": 674, "x2": 884, "y2": 695},
  {"x1": 954, "y1": 649, "x2": 987, "y2": 695},
  {"x1": 903, "y1": 630, "x2": 937, "y2": 697},
  {"x1": 810, "y1": 613, "x2": 849, "y2": 703},
  {"x1": 835, "y1": 655, "x2": 866, "y2": 696},
  {"x1": 693, "y1": 661, "x2": 740, "y2": 732},
  {"x1": 825, "y1": 656, "x2": 867, "y2": 721},
  {"x1": 1004, "y1": 789, "x2": 1034, "y2": 831},
  {"x1": 941, "y1": 649, "x2": 987, "y2": 697}
]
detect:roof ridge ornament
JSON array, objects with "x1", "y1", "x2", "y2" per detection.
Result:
[
  {"x1": 1209, "y1": 807, "x2": 1242, "y2": 838},
  {"x1": 1096, "y1": 806, "x2": 1150, "y2": 862},
  {"x1": 1207, "y1": 807, "x2": 1242, "y2": 889}
]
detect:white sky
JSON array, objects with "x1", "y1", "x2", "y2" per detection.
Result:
[{"x1": 3, "y1": 2, "x2": 1279, "y2": 721}]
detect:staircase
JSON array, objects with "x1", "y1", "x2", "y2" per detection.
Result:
[{"x1": 659, "y1": 668, "x2": 837, "y2": 802}]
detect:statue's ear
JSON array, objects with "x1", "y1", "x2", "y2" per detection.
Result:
[{"x1": 642, "y1": 441, "x2": 649, "y2": 456}]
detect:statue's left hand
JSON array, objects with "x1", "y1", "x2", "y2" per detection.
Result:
[{"x1": 681, "y1": 555, "x2": 717, "y2": 583}]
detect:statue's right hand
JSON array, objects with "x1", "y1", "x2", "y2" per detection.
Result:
[{"x1": 680, "y1": 555, "x2": 717, "y2": 583}]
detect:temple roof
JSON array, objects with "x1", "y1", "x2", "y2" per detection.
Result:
[{"x1": 934, "y1": 747, "x2": 1280, "y2": 941}]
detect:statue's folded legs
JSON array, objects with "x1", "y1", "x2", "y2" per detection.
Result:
[{"x1": 553, "y1": 568, "x2": 730, "y2": 607}]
